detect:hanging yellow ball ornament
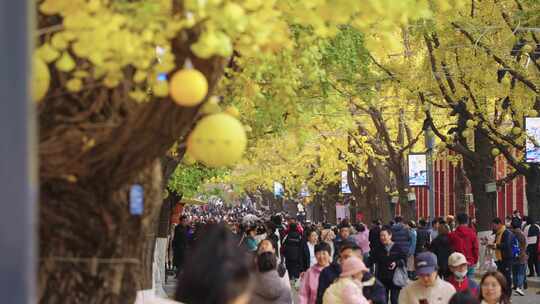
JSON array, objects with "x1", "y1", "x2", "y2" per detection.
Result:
[
  {"x1": 169, "y1": 69, "x2": 208, "y2": 107},
  {"x1": 491, "y1": 148, "x2": 501, "y2": 157},
  {"x1": 511, "y1": 127, "x2": 522, "y2": 136},
  {"x1": 187, "y1": 113, "x2": 247, "y2": 167},
  {"x1": 32, "y1": 56, "x2": 50, "y2": 102}
]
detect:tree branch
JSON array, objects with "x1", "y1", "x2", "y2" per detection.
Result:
[{"x1": 452, "y1": 22, "x2": 539, "y2": 94}]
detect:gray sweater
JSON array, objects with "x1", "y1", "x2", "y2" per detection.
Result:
[{"x1": 249, "y1": 270, "x2": 292, "y2": 304}]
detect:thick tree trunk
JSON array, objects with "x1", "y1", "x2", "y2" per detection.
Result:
[
  {"x1": 39, "y1": 160, "x2": 163, "y2": 304},
  {"x1": 313, "y1": 183, "x2": 339, "y2": 224},
  {"x1": 351, "y1": 160, "x2": 392, "y2": 224},
  {"x1": 525, "y1": 165, "x2": 540, "y2": 220},
  {"x1": 454, "y1": 166, "x2": 468, "y2": 215},
  {"x1": 462, "y1": 131, "x2": 496, "y2": 231},
  {"x1": 391, "y1": 160, "x2": 414, "y2": 221}
]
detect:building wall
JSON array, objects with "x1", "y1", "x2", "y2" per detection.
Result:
[{"x1": 409, "y1": 155, "x2": 527, "y2": 220}]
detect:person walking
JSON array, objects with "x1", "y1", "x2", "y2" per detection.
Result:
[
  {"x1": 369, "y1": 220, "x2": 383, "y2": 272},
  {"x1": 175, "y1": 224, "x2": 252, "y2": 304},
  {"x1": 523, "y1": 216, "x2": 540, "y2": 277},
  {"x1": 510, "y1": 219, "x2": 528, "y2": 296},
  {"x1": 172, "y1": 215, "x2": 191, "y2": 277},
  {"x1": 320, "y1": 224, "x2": 336, "y2": 259},
  {"x1": 334, "y1": 223, "x2": 356, "y2": 261},
  {"x1": 354, "y1": 223, "x2": 370, "y2": 264},
  {"x1": 430, "y1": 218, "x2": 442, "y2": 241},
  {"x1": 447, "y1": 252, "x2": 479, "y2": 296},
  {"x1": 448, "y1": 213, "x2": 479, "y2": 279},
  {"x1": 429, "y1": 223, "x2": 454, "y2": 278},
  {"x1": 282, "y1": 222, "x2": 304, "y2": 280},
  {"x1": 479, "y1": 271, "x2": 511, "y2": 304},
  {"x1": 405, "y1": 220, "x2": 417, "y2": 279},
  {"x1": 390, "y1": 216, "x2": 411, "y2": 256},
  {"x1": 250, "y1": 251, "x2": 293, "y2": 304},
  {"x1": 242, "y1": 225, "x2": 259, "y2": 252},
  {"x1": 301, "y1": 229, "x2": 320, "y2": 273},
  {"x1": 322, "y1": 256, "x2": 370, "y2": 304},
  {"x1": 415, "y1": 219, "x2": 431, "y2": 254},
  {"x1": 398, "y1": 252, "x2": 456, "y2": 304},
  {"x1": 487, "y1": 218, "x2": 514, "y2": 292},
  {"x1": 316, "y1": 242, "x2": 386, "y2": 304},
  {"x1": 372, "y1": 227, "x2": 407, "y2": 304},
  {"x1": 299, "y1": 243, "x2": 332, "y2": 304}
]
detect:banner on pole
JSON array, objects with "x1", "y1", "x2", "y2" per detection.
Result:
[
  {"x1": 408, "y1": 154, "x2": 428, "y2": 186},
  {"x1": 341, "y1": 171, "x2": 352, "y2": 194},
  {"x1": 525, "y1": 117, "x2": 540, "y2": 163}
]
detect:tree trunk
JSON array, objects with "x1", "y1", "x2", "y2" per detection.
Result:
[
  {"x1": 454, "y1": 166, "x2": 468, "y2": 215},
  {"x1": 392, "y1": 159, "x2": 414, "y2": 220},
  {"x1": 525, "y1": 165, "x2": 540, "y2": 220},
  {"x1": 39, "y1": 160, "x2": 163, "y2": 303},
  {"x1": 462, "y1": 131, "x2": 496, "y2": 231},
  {"x1": 316, "y1": 183, "x2": 339, "y2": 224}
]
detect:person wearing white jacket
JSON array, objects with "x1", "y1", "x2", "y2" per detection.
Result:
[{"x1": 398, "y1": 252, "x2": 456, "y2": 304}]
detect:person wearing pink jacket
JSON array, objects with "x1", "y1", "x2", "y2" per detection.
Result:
[
  {"x1": 354, "y1": 223, "x2": 370, "y2": 261},
  {"x1": 299, "y1": 243, "x2": 332, "y2": 304}
]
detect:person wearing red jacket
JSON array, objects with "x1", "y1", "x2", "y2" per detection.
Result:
[{"x1": 448, "y1": 213, "x2": 479, "y2": 279}]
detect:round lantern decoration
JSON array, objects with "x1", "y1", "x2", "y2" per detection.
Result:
[
  {"x1": 169, "y1": 69, "x2": 208, "y2": 107},
  {"x1": 187, "y1": 113, "x2": 247, "y2": 167}
]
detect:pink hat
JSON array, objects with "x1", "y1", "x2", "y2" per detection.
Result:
[{"x1": 340, "y1": 256, "x2": 368, "y2": 277}]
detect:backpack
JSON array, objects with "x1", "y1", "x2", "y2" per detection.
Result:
[{"x1": 511, "y1": 232, "x2": 521, "y2": 258}]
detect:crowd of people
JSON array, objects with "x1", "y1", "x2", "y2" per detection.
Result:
[{"x1": 170, "y1": 205, "x2": 540, "y2": 304}]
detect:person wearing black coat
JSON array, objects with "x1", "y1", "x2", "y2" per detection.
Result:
[
  {"x1": 429, "y1": 223, "x2": 454, "y2": 279},
  {"x1": 372, "y1": 227, "x2": 407, "y2": 304},
  {"x1": 282, "y1": 223, "x2": 303, "y2": 279},
  {"x1": 369, "y1": 220, "x2": 383, "y2": 268},
  {"x1": 488, "y1": 217, "x2": 514, "y2": 290},
  {"x1": 415, "y1": 219, "x2": 431, "y2": 254},
  {"x1": 172, "y1": 215, "x2": 191, "y2": 277},
  {"x1": 300, "y1": 229, "x2": 319, "y2": 272},
  {"x1": 523, "y1": 216, "x2": 540, "y2": 277},
  {"x1": 315, "y1": 242, "x2": 386, "y2": 304}
]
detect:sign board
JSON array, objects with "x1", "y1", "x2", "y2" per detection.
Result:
[
  {"x1": 485, "y1": 182, "x2": 497, "y2": 193},
  {"x1": 129, "y1": 184, "x2": 144, "y2": 215},
  {"x1": 273, "y1": 182, "x2": 284, "y2": 198},
  {"x1": 407, "y1": 192, "x2": 416, "y2": 202},
  {"x1": 299, "y1": 184, "x2": 310, "y2": 197},
  {"x1": 341, "y1": 171, "x2": 352, "y2": 194},
  {"x1": 525, "y1": 117, "x2": 540, "y2": 163},
  {"x1": 408, "y1": 154, "x2": 428, "y2": 186}
]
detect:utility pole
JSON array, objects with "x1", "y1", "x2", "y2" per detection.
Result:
[
  {"x1": 0, "y1": 0, "x2": 37, "y2": 303},
  {"x1": 425, "y1": 121, "x2": 436, "y2": 220}
]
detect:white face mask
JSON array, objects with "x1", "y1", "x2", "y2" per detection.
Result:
[{"x1": 454, "y1": 270, "x2": 467, "y2": 279}]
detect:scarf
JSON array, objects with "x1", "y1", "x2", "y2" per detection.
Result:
[{"x1": 495, "y1": 225, "x2": 506, "y2": 261}]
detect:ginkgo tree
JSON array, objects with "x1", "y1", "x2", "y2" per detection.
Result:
[
  {"x1": 394, "y1": 0, "x2": 540, "y2": 228},
  {"x1": 35, "y1": 0, "x2": 470, "y2": 301}
]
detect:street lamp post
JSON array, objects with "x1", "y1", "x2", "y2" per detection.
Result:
[{"x1": 0, "y1": 0, "x2": 37, "y2": 303}]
